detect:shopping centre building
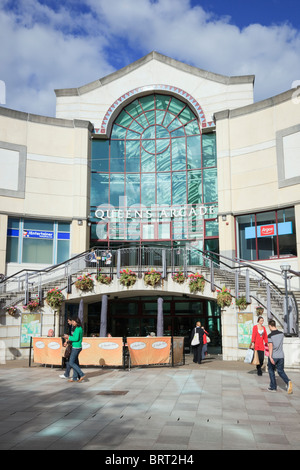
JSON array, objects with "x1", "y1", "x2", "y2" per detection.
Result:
[{"x1": 0, "y1": 52, "x2": 300, "y2": 364}]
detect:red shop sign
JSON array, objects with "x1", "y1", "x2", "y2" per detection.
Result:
[{"x1": 260, "y1": 225, "x2": 275, "y2": 236}]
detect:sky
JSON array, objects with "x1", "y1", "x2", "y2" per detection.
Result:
[{"x1": 0, "y1": 0, "x2": 300, "y2": 117}]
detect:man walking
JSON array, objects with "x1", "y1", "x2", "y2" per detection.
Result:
[{"x1": 267, "y1": 319, "x2": 292, "y2": 394}]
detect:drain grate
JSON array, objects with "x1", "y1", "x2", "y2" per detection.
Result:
[{"x1": 97, "y1": 390, "x2": 128, "y2": 395}]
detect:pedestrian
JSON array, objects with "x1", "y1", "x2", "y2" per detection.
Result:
[
  {"x1": 64, "y1": 318, "x2": 86, "y2": 383},
  {"x1": 201, "y1": 326, "x2": 209, "y2": 360},
  {"x1": 267, "y1": 319, "x2": 292, "y2": 394},
  {"x1": 251, "y1": 316, "x2": 268, "y2": 375},
  {"x1": 191, "y1": 321, "x2": 204, "y2": 364},
  {"x1": 59, "y1": 317, "x2": 75, "y2": 379}
]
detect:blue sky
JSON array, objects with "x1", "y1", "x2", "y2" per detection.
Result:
[{"x1": 0, "y1": 0, "x2": 299, "y2": 116}]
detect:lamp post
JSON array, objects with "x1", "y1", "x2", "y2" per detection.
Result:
[{"x1": 280, "y1": 264, "x2": 291, "y2": 335}]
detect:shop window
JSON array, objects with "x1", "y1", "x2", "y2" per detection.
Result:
[
  {"x1": 236, "y1": 208, "x2": 296, "y2": 261},
  {"x1": 6, "y1": 218, "x2": 70, "y2": 265}
]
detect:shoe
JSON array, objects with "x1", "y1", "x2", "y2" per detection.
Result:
[
  {"x1": 59, "y1": 375, "x2": 68, "y2": 379},
  {"x1": 68, "y1": 379, "x2": 77, "y2": 382},
  {"x1": 78, "y1": 375, "x2": 86, "y2": 383},
  {"x1": 267, "y1": 387, "x2": 276, "y2": 392},
  {"x1": 287, "y1": 381, "x2": 293, "y2": 394}
]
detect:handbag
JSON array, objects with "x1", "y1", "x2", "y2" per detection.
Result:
[
  {"x1": 206, "y1": 336, "x2": 211, "y2": 343},
  {"x1": 191, "y1": 329, "x2": 200, "y2": 346},
  {"x1": 64, "y1": 342, "x2": 72, "y2": 360},
  {"x1": 244, "y1": 348, "x2": 254, "y2": 364},
  {"x1": 252, "y1": 350, "x2": 260, "y2": 366}
]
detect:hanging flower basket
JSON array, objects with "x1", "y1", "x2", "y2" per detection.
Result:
[
  {"x1": 188, "y1": 272, "x2": 205, "y2": 293},
  {"x1": 46, "y1": 288, "x2": 64, "y2": 310},
  {"x1": 6, "y1": 305, "x2": 18, "y2": 316},
  {"x1": 75, "y1": 273, "x2": 94, "y2": 292},
  {"x1": 216, "y1": 286, "x2": 232, "y2": 308},
  {"x1": 172, "y1": 270, "x2": 186, "y2": 284},
  {"x1": 97, "y1": 273, "x2": 112, "y2": 285},
  {"x1": 235, "y1": 296, "x2": 249, "y2": 311},
  {"x1": 119, "y1": 268, "x2": 137, "y2": 287},
  {"x1": 256, "y1": 306, "x2": 264, "y2": 316},
  {"x1": 144, "y1": 268, "x2": 162, "y2": 287},
  {"x1": 23, "y1": 299, "x2": 39, "y2": 312}
]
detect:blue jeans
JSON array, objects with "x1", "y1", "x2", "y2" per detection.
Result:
[
  {"x1": 268, "y1": 357, "x2": 290, "y2": 390},
  {"x1": 69, "y1": 348, "x2": 84, "y2": 381}
]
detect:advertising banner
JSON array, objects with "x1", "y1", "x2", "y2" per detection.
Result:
[
  {"x1": 127, "y1": 337, "x2": 171, "y2": 365},
  {"x1": 21, "y1": 313, "x2": 42, "y2": 348},
  {"x1": 33, "y1": 337, "x2": 63, "y2": 365},
  {"x1": 79, "y1": 337, "x2": 123, "y2": 366},
  {"x1": 237, "y1": 313, "x2": 254, "y2": 349}
]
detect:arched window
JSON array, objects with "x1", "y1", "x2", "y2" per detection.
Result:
[{"x1": 91, "y1": 93, "x2": 217, "y2": 243}]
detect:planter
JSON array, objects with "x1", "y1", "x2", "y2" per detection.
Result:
[
  {"x1": 119, "y1": 269, "x2": 137, "y2": 287},
  {"x1": 97, "y1": 273, "x2": 112, "y2": 285},
  {"x1": 188, "y1": 273, "x2": 205, "y2": 293},
  {"x1": 236, "y1": 296, "x2": 250, "y2": 311},
  {"x1": 256, "y1": 306, "x2": 264, "y2": 316},
  {"x1": 144, "y1": 269, "x2": 162, "y2": 287},
  {"x1": 6, "y1": 306, "x2": 18, "y2": 316},
  {"x1": 172, "y1": 270, "x2": 186, "y2": 284},
  {"x1": 46, "y1": 288, "x2": 64, "y2": 310},
  {"x1": 75, "y1": 274, "x2": 94, "y2": 292},
  {"x1": 23, "y1": 299, "x2": 39, "y2": 312},
  {"x1": 216, "y1": 286, "x2": 232, "y2": 308}
]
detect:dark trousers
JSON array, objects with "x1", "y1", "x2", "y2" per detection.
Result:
[
  {"x1": 256, "y1": 350, "x2": 265, "y2": 375},
  {"x1": 193, "y1": 343, "x2": 203, "y2": 364}
]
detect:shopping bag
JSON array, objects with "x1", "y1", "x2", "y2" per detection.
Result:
[
  {"x1": 191, "y1": 332, "x2": 200, "y2": 346},
  {"x1": 252, "y1": 350, "x2": 260, "y2": 365},
  {"x1": 244, "y1": 348, "x2": 254, "y2": 364}
]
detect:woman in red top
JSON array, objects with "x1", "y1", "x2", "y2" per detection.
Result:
[{"x1": 251, "y1": 316, "x2": 268, "y2": 376}]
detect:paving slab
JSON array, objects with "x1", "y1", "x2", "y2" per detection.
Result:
[{"x1": 0, "y1": 355, "x2": 299, "y2": 451}]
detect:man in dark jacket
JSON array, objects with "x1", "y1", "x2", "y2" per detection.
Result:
[{"x1": 191, "y1": 321, "x2": 205, "y2": 364}]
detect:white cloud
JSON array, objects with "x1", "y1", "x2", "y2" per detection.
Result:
[{"x1": 0, "y1": 0, "x2": 299, "y2": 116}]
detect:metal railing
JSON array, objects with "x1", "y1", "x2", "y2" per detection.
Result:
[{"x1": 0, "y1": 245, "x2": 298, "y2": 336}]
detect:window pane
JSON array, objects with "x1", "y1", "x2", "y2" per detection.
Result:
[
  {"x1": 110, "y1": 174, "x2": 124, "y2": 207},
  {"x1": 111, "y1": 125, "x2": 127, "y2": 139},
  {"x1": 91, "y1": 173, "x2": 109, "y2": 206},
  {"x1": 157, "y1": 173, "x2": 171, "y2": 205},
  {"x1": 277, "y1": 208, "x2": 297, "y2": 257},
  {"x1": 171, "y1": 137, "x2": 186, "y2": 170},
  {"x1": 155, "y1": 94, "x2": 171, "y2": 110},
  {"x1": 139, "y1": 95, "x2": 154, "y2": 111},
  {"x1": 168, "y1": 97, "x2": 185, "y2": 115},
  {"x1": 205, "y1": 220, "x2": 219, "y2": 237},
  {"x1": 91, "y1": 140, "x2": 109, "y2": 171},
  {"x1": 24, "y1": 219, "x2": 53, "y2": 231},
  {"x1": 7, "y1": 218, "x2": 19, "y2": 229},
  {"x1": 179, "y1": 107, "x2": 195, "y2": 125},
  {"x1": 57, "y1": 240, "x2": 70, "y2": 264},
  {"x1": 22, "y1": 238, "x2": 53, "y2": 264},
  {"x1": 185, "y1": 120, "x2": 200, "y2": 135},
  {"x1": 110, "y1": 141, "x2": 125, "y2": 172},
  {"x1": 202, "y1": 134, "x2": 216, "y2": 167},
  {"x1": 156, "y1": 148, "x2": 170, "y2": 172},
  {"x1": 141, "y1": 174, "x2": 155, "y2": 205},
  {"x1": 126, "y1": 174, "x2": 140, "y2": 206},
  {"x1": 6, "y1": 236, "x2": 19, "y2": 263},
  {"x1": 172, "y1": 172, "x2": 186, "y2": 204},
  {"x1": 256, "y1": 211, "x2": 277, "y2": 259},
  {"x1": 237, "y1": 214, "x2": 256, "y2": 260},
  {"x1": 125, "y1": 99, "x2": 143, "y2": 118},
  {"x1": 115, "y1": 110, "x2": 132, "y2": 127},
  {"x1": 203, "y1": 168, "x2": 217, "y2": 203},
  {"x1": 141, "y1": 148, "x2": 155, "y2": 172},
  {"x1": 188, "y1": 170, "x2": 202, "y2": 204},
  {"x1": 126, "y1": 140, "x2": 140, "y2": 172},
  {"x1": 57, "y1": 222, "x2": 70, "y2": 232},
  {"x1": 187, "y1": 136, "x2": 201, "y2": 169}
]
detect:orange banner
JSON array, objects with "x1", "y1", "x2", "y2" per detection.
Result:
[
  {"x1": 32, "y1": 337, "x2": 124, "y2": 366},
  {"x1": 33, "y1": 337, "x2": 63, "y2": 366},
  {"x1": 80, "y1": 337, "x2": 123, "y2": 366},
  {"x1": 127, "y1": 337, "x2": 172, "y2": 366}
]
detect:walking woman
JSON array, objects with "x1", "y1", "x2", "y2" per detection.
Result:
[
  {"x1": 64, "y1": 318, "x2": 86, "y2": 383},
  {"x1": 251, "y1": 316, "x2": 268, "y2": 376}
]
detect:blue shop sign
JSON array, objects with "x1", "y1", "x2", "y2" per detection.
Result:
[
  {"x1": 23, "y1": 230, "x2": 54, "y2": 239},
  {"x1": 245, "y1": 221, "x2": 292, "y2": 239}
]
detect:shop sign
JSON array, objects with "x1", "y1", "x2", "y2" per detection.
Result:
[
  {"x1": 23, "y1": 230, "x2": 54, "y2": 239},
  {"x1": 245, "y1": 221, "x2": 292, "y2": 239}
]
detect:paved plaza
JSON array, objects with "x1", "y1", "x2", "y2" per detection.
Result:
[{"x1": 0, "y1": 355, "x2": 299, "y2": 451}]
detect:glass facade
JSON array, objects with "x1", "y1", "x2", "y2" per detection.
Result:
[
  {"x1": 6, "y1": 218, "x2": 71, "y2": 265},
  {"x1": 236, "y1": 207, "x2": 297, "y2": 261},
  {"x1": 90, "y1": 93, "x2": 218, "y2": 249}
]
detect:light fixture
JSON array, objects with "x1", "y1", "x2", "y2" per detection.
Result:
[
  {"x1": 222, "y1": 215, "x2": 227, "y2": 221},
  {"x1": 77, "y1": 220, "x2": 83, "y2": 226}
]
